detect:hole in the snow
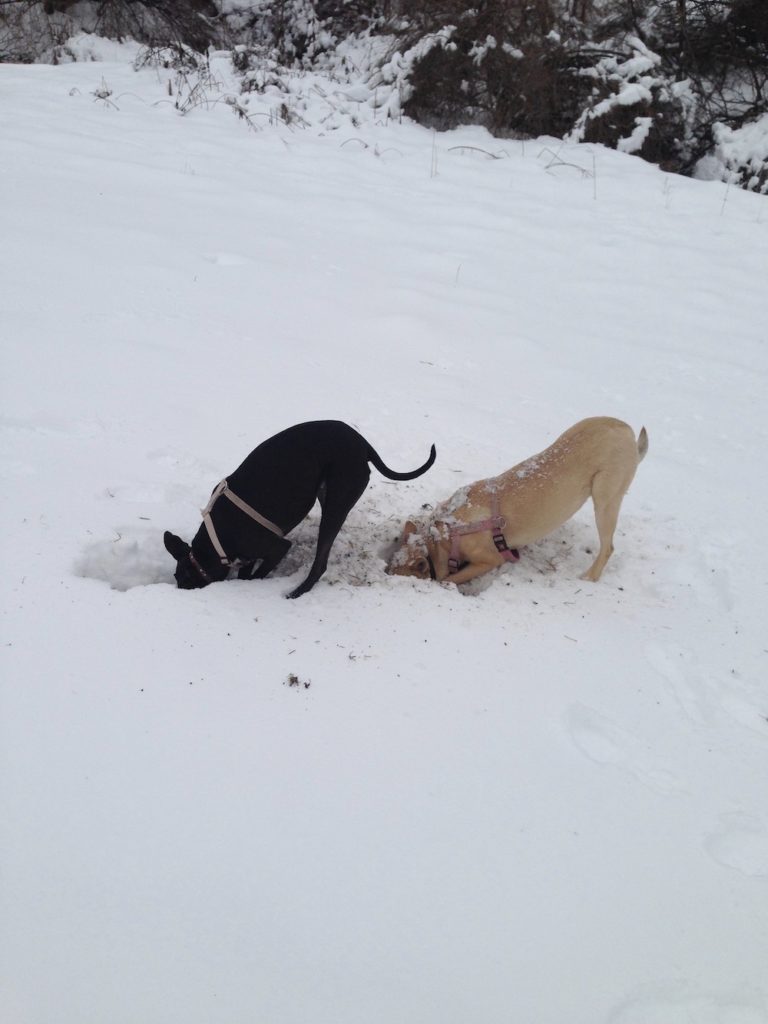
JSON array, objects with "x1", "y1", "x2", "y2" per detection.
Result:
[
  {"x1": 75, "y1": 526, "x2": 174, "y2": 590},
  {"x1": 75, "y1": 503, "x2": 403, "y2": 593}
]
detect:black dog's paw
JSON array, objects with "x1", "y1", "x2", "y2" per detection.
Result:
[{"x1": 286, "y1": 580, "x2": 312, "y2": 599}]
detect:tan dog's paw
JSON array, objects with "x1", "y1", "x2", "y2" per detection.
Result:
[{"x1": 580, "y1": 567, "x2": 602, "y2": 582}]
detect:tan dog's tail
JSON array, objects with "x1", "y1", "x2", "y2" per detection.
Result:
[{"x1": 637, "y1": 426, "x2": 649, "y2": 463}]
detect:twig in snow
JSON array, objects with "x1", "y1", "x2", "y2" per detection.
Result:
[
  {"x1": 447, "y1": 145, "x2": 504, "y2": 159},
  {"x1": 538, "y1": 146, "x2": 592, "y2": 179},
  {"x1": 113, "y1": 92, "x2": 147, "y2": 105},
  {"x1": 92, "y1": 78, "x2": 119, "y2": 110},
  {"x1": 720, "y1": 180, "x2": 731, "y2": 216}
]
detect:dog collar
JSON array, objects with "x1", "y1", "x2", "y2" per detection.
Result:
[{"x1": 188, "y1": 549, "x2": 213, "y2": 584}]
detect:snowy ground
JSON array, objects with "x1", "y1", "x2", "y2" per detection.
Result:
[{"x1": 1, "y1": 44, "x2": 767, "y2": 1024}]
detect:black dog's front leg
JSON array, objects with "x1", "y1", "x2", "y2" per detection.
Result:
[
  {"x1": 239, "y1": 535, "x2": 292, "y2": 581},
  {"x1": 286, "y1": 577, "x2": 316, "y2": 599}
]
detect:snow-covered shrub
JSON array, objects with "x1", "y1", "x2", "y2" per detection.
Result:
[
  {"x1": 223, "y1": 0, "x2": 386, "y2": 68},
  {"x1": 366, "y1": 27, "x2": 463, "y2": 127},
  {"x1": 133, "y1": 41, "x2": 208, "y2": 72},
  {"x1": 586, "y1": 1, "x2": 767, "y2": 171},
  {"x1": 0, "y1": 0, "x2": 71, "y2": 62},
  {"x1": 0, "y1": 0, "x2": 219, "y2": 62},
  {"x1": 571, "y1": 37, "x2": 694, "y2": 169},
  {"x1": 224, "y1": 0, "x2": 329, "y2": 64},
  {"x1": 390, "y1": 0, "x2": 595, "y2": 137},
  {"x1": 696, "y1": 113, "x2": 768, "y2": 193}
]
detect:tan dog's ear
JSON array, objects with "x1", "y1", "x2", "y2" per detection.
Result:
[
  {"x1": 413, "y1": 556, "x2": 430, "y2": 578},
  {"x1": 401, "y1": 520, "x2": 419, "y2": 541}
]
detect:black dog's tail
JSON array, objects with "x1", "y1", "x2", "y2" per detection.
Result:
[{"x1": 367, "y1": 443, "x2": 436, "y2": 481}]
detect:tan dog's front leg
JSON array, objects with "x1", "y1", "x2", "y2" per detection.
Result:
[{"x1": 443, "y1": 560, "x2": 499, "y2": 585}]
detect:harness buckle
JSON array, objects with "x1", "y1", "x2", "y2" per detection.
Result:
[{"x1": 492, "y1": 531, "x2": 519, "y2": 560}]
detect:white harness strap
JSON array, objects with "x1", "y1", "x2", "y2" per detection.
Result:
[{"x1": 202, "y1": 478, "x2": 284, "y2": 565}]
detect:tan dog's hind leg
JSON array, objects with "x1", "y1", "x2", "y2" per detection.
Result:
[{"x1": 581, "y1": 473, "x2": 630, "y2": 582}]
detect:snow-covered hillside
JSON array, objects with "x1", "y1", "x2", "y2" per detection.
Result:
[{"x1": 1, "y1": 46, "x2": 767, "y2": 1024}]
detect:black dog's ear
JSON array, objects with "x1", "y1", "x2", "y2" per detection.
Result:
[{"x1": 164, "y1": 531, "x2": 190, "y2": 561}]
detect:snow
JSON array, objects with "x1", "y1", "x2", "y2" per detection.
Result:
[
  {"x1": 58, "y1": 30, "x2": 142, "y2": 64},
  {"x1": 696, "y1": 113, "x2": 768, "y2": 195},
  {"x1": 585, "y1": 82, "x2": 654, "y2": 126},
  {"x1": 1, "y1": 42, "x2": 767, "y2": 1024},
  {"x1": 469, "y1": 36, "x2": 497, "y2": 66},
  {"x1": 618, "y1": 115, "x2": 653, "y2": 154}
]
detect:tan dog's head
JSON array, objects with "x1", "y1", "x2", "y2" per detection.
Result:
[{"x1": 386, "y1": 521, "x2": 433, "y2": 579}]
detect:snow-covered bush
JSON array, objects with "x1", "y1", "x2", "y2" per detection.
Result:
[
  {"x1": 0, "y1": 0, "x2": 69, "y2": 62},
  {"x1": 696, "y1": 112, "x2": 768, "y2": 193},
  {"x1": 0, "y1": 0, "x2": 218, "y2": 62},
  {"x1": 575, "y1": 1, "x2": 768, "y2": 177},
  {"x1": 571, "y1": 37, "x2": 695, "y2": 169},
  {"x1": 223, "y1": 0, "x2": 385, "y2": 68},
  {"x1": 388, "y1": 0, "x2": 595, "y2": 137}
]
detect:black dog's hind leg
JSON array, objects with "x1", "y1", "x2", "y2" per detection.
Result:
[{"x1": 287, "y1": 469, "x2": 369, "y2": 599}]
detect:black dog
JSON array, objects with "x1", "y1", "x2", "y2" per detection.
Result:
[{"x1": 164, "y1": 420, "x2": 436, "y2": 599}]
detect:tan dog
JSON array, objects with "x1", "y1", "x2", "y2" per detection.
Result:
[{"x1": 387, "y1": 417, "x2": 648, "y2": 586}]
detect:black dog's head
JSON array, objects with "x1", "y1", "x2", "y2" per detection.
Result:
[{"x1": 164, "y1": 531, "x2": 210, "y2": 589}]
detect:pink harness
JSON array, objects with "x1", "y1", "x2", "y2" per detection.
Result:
[{"x1": 446, "y1": 493, "x2": 520, "y2": 575}]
